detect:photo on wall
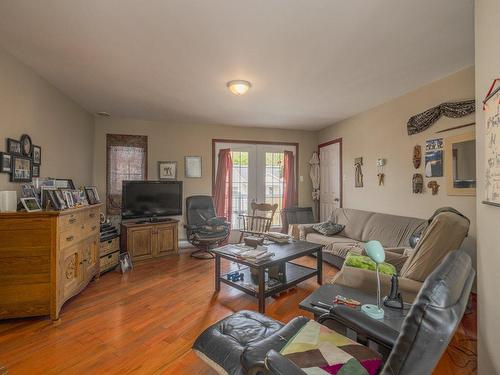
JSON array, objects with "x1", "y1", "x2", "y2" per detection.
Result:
[{"x1": 425, "y1": 138, "x2": 444, "y2": 178}]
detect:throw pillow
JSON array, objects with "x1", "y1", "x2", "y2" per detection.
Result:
[
  {"x1": 345, "y1": 253, "x2": 397, "y2": 276},
  {"x1": 312, "y1": 221, "x2": 345, "y2": 236}
]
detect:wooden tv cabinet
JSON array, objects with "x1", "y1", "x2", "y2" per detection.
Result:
[
  {"x1": 121, "y1": 219, "x2": 179, "y2": 262},
  {"x1": 0, "y1": 204, "x2": 102, "y2": 321}
]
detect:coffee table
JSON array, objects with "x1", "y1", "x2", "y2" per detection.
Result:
[{"x1": 213, "y1": 240, "x2": 323, "y2": 313}]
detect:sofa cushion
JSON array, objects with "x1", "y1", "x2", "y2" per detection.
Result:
[
  {"x1": 305, "y1": 233, "x2": 356, "y2": 247},
  {"x1": 330, "y1": 208, "x2": 375, "y2": 241},
  {"x1": 323, "y1": 242, "x2": 364, "y2": 259},
  {"x1": 361, "y1": 212, "x2": 427, "y2": 247},
  {"x1": 312, "y1": 221, "x2": 345, "y2": 236}
]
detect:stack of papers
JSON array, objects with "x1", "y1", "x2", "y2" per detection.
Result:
[
  {"x1": 238, "y1": 245, "x2": 274, "y2": 262},
  {"x1": 266, "y1": 232, "x2": 291, "y2": 244}
]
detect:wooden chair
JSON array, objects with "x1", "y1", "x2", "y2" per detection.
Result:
[{"x1": 239, "y1": 202, "x2": 279, "y2": 242}]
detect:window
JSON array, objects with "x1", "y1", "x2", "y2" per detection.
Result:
[
  {"x1": 214, "y1": 141, "x2": 297, "y2": 229},
  {"x1": 106, "y1": 134, "x2": 148, "y2": 215}
]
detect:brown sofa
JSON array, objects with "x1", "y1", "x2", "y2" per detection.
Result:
[
  {"x1": 293, "y1": 208, "x2": 427, "y2": 269},
  {"x1": 330, "y1": 210, "x2": 470, "y2": 302}
]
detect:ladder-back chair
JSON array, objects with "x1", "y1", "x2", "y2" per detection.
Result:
[{"x1": 239, "y1": 202, "x2": 278, "y2": 242}]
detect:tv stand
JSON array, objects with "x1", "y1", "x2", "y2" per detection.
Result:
[{"x1": 121, "y1": 219, "x2": 179, "y2": 262}]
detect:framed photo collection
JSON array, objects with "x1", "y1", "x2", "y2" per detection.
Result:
[{"x1": 2, "y1": 134, "x2": 42, "y2": 182}]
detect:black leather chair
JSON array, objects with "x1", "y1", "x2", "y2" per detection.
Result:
[
  {"x1": 193, "y1": 249, "x2": 475, "y2": 374},
  {"x1": 185, "y1": 195, "x2": 230, "y2": 259}
]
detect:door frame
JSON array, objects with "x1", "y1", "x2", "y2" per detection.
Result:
[
  {"x1": 211, "y1": 139, "x2": 299, "y2": 204},
  {"x1": 318, "y1": 138, "x2": 343, "y2": 208}
]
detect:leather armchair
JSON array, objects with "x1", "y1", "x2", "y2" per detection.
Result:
[
  {"x1": 185, "y1": 195, "x2": 230, "y2": 259},
  {"x1": 264, "y1": 249, "x2": 475, "y2": 375}
]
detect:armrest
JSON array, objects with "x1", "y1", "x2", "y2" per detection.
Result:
[
  {"x1": 263, "y1": 350, "x2": 306, "y2": 375},
  {"x1": 241, "y1": 316, "x2": 309, "y2": 373},
  {"x1": 296, "y1": 223, "x2": 317, "y2": 240},
  {"x1": 317, "y1": 306, "x2": 399, "y2": 349}
]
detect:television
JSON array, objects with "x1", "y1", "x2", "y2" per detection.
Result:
[{"x1": 121, "y1": 180, "x2": 183, "y2": 220}]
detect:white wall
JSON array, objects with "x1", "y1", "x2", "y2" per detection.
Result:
[
  {"x1": 0, "y1": 48, "x2": 94, "y2": 191},
  {"x1": 475, "y1": 0, "x2": 500, "y2": 373},
  {"x1": 318, "y1": 67, "x2": 477, "y2": 266}
]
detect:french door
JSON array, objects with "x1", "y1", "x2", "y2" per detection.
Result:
[{"x1": 214, "y1": 142, "x2": 297, "y2": 229}]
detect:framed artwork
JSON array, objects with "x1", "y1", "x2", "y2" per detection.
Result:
[
  {"x1": 20, "y1": 197, "x2": 42, "y2": 212},
  {"x1": 11, "y1": 156, "x2": 32, "y2": 182},
  {"x1": 158, "y1": 161, "x2": 177, "y2": 180},
  {"x1": 32, "y1": 164, "x2": 40, "y2": 178},
  {"x1": 84, "y1": 186, "x2": 101, "y2": 204},
  {"x1": 425, "y1": 138, "x2": 444, "y2": 178},
  {"x1": 54, "y1": 190, "x2": 67, "y2": 210},
  {"x1": 53, "y1": 178, "x2": 75, "y2": 190},
  {"x1": 64, "y1": 190, "x2": 74, "y2": 208},
  {"x1": 32, "y1": 145, "x2": 41, "y2": 165},
  {"x1": 185, "y1": 156, "x2": 202, "y2": 178},
  {"x1": 483, "y1": 83, "x2": 500, "y2": 206},
  {"x1": 20, "y1": 134, "x2": 33, "y2": 157},
  {"x1": 0, "y1": 152, "x2": 12, "y2": 173},
  {"x1": 7, "y1": 138, "x2": 21, "y2": 156}
]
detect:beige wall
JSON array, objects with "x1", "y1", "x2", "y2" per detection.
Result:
[
  {"x1": 93, "y1": 117, "x2": 318, "y2": 237},
  {"x1": 318, "y1": 67, "x2": 477, "y2": 265},
  {"x1": 475, "y1": 0, "x2": 500, "y2": 373},
  {"x1": 0, "y1": 49, "x2": 94, "y2": 192}
]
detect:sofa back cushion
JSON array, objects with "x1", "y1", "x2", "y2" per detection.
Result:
[
  {"x1": 362, "y1": 213, "x2": 427, "y2": 247},
  {"x1": 330, "y1": 208, "x2": 426, "y2": 246},
  {"x1": 329, "y1": 208, "x2": 374, "y2": 241}
]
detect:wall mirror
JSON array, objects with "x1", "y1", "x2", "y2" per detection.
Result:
[{"x1": 444, "y1": 131, "x2": 476, "y2": 196}]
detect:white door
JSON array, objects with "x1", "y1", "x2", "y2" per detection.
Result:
[{"x1": 319, "y1": 141, "x2": 341, "y2": 222}]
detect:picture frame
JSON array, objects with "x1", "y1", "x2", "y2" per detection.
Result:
[
  {"x1": 0, "y1": 152, "x2": 12, "y2": 173},
  {"x1": 52, "y1": 178, "x2": 75, "y2": 190},
  {"x1": 20, "y1": 134, "x2": 33, "y2": 157},
  {"x1": 185, "y1": 156, "x2": 202, "y2": 178},
  {"x1": 32, "y1": 145, "x2": 41, "y2": 165},
  {"x1": 20, "y1": 197, "x2": 42, "y2": 212},
  {"x1": 32, "y1": 164, "x2": 40, "y2": 178},
  {"x1": 41, "y1": 188, "x2": 60, "y2": 210},
  {"x1": 79, "y1": 190, "x2": 89, "y2": 206},
  {"x1": 64, "y1": 190, "x2": 74, "y2": 208},
  {"x1": 158, "y1": 161, "x2": 177, "y2": 180},
  {"x1": 7, "y1": 138, "x2": 21, "y2": 156},
  {"x1": 10, "y1": 156, "x2": 32, "y2": 182},
  {"x1": 54, "y1": 190, "x2": 67, "y2": 210},
  {"x1": 84, "y1": 186, "x2": 101, "y2": 205}
]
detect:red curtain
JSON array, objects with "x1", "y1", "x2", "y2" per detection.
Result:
[
  {"x1": 282, "y1": 151, "x2": 296, "y2": 209},
  {"x1": 213, "y1": 149, "x2": 233, "y2": 220}
]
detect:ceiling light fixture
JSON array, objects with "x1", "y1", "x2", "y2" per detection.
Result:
[
  {"x1": 96, "y1": 111, "x2": 111, "y2": 117},
  {"x1": 227, "y1": 80, "x2": 251, "y2": 96}
]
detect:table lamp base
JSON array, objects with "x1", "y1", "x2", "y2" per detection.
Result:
[{"x1": 361, "y1": 304, "x2": 385, "y2": 320}]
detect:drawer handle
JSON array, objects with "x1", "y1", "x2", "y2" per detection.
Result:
[
  {"x1": 66, "y1": 235, "x2": 74, "y2": 242},
  {"x1": 107, "y1": 254, "x2": 112, "y2": 259},
  {"x1": 69, "y1": 218, "x2": 76, "y2": 224},
  {"x1": 91, "y1": 226, "x2": 97, "y2": 231},
  {"x1": 89, "y1": 213, "x2": 96, "y2": 218}
]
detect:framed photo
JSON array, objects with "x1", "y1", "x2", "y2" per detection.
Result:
[
  {"x1": 20, "y1": 197, "x2": 42, "y2": 212},
  {"x1": 41, "y1": 188, "x2": 60, "y2": 210},
  {"x1": 32, "y1": 145, "x2": 41, "y2": 165},
  {"x1": 64, "y1": 190, "x2": 74, "y2": 208},
  {"x1": 20, "y1": 134, "x2": 33, "y2": 157},
  {"x1": 32, "y1": 164, "x2": 40, "y2": 178},
  {"x1": 84, "y1": 186, "x2": 101, "y2": 204},
  {"x1": 425, "y1": 150, "x2": 443, "y2": 178},
  {"x1": 52, "y1": 178, "x2": 75, "y2": 190},
  {"x1": 0, "y1": 152, "x2": 12, "y2": 173},
  {"x1": 79, "y1": 190, "x2": 89, "y2": 206},
  {"x1": 158, "y1": 161, "x2": 177, "y2": 180},
  {"x1": 119, "y1": 253, "x2": 133, "y2": 273},
  {"x1": 54, "y1": 190, "x2": 67, "y2": 210},
  {"x1": 7, "y1": 138, "x2": 21, "y2": 156},
  {"x1": 185, "y1": 156, "x2": 202, "y2": 178},
  {"x1": 21, "y1": 183, "x2": 37, "y2": 199},
  {"x1": 11, "y1": 156, "x2": 32, "y2": 182}
]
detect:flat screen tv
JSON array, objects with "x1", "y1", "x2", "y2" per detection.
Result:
[{"x1": 121, "y1": 180, "x2": 183, "y2": 220}]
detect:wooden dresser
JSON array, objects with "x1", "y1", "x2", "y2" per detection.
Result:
[
  {"x1": 0, "y1": 204, "x2": 102, "y2": 321},
  {"x1": 121, "y1": 219, "x2": 178, "y2": 262}
]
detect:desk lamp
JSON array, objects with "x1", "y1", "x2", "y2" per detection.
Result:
[{"x1": 361, "y1": 240, "x2": 385, "y2": 320}]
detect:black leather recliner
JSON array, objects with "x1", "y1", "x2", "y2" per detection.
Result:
[
  {"x1": 185, "y1": 195, "x2": 230, "y2": 259},
  {"x1": 193, "y1": 249, "x2": 475, "y2": 374}
]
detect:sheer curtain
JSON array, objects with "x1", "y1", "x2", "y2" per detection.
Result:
[
  {"x1": 213, "y1": 149, "x2": 233, "y2": 220},
  {"x1": 282, "y1": 150, "x2": 296, "y2": 210}
]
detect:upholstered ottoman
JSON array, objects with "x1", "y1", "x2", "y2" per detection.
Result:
[{"x1": 192, "y1": 310, "x2": 308, "y2": 375}]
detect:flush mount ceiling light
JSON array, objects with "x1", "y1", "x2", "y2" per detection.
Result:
[{"x1": 227, "y1": 80, "x2": 251, "y2": 96}]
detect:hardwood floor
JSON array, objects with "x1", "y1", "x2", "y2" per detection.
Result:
[{"x1": 0, "y1": 251, "x2": 476, "y2": 374}]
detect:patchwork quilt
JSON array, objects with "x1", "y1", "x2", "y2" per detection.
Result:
[{"x1": 280, "y1": 320, "x2": 383, "y2": 375}]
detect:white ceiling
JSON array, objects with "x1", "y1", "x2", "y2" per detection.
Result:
[{"x1": 0, "y1": 0, "x2": 474, "y2": 130}]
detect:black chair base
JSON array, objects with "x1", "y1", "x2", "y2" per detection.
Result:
[{"x1": 190, "y1": 248, "x2": 215, "y2": 259}]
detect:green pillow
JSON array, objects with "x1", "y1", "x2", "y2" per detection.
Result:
[
  {"x1": 345, "y1": 253, "x2": 396, "y2": 276},
  {"x1": 312, "y1": 221, "x2": 345, "y2": 236}
]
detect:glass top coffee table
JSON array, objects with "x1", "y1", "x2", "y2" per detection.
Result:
[{"x1": 212, "y1": 240, "x2": 323, "y2": 313}]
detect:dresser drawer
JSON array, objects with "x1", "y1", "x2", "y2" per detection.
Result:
[
  {"x1": 58, "y1": 212, "x2": 81, "y2": 233},
  {"x1": 100, "y1": 237, "x2": 120, "y2": 257},
  {"x1": 59, "y1": 230, "x2": 82, "y2": 249},
  {"x1": 100, "y1": 251, "x2": 119, "y2": 273}
]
